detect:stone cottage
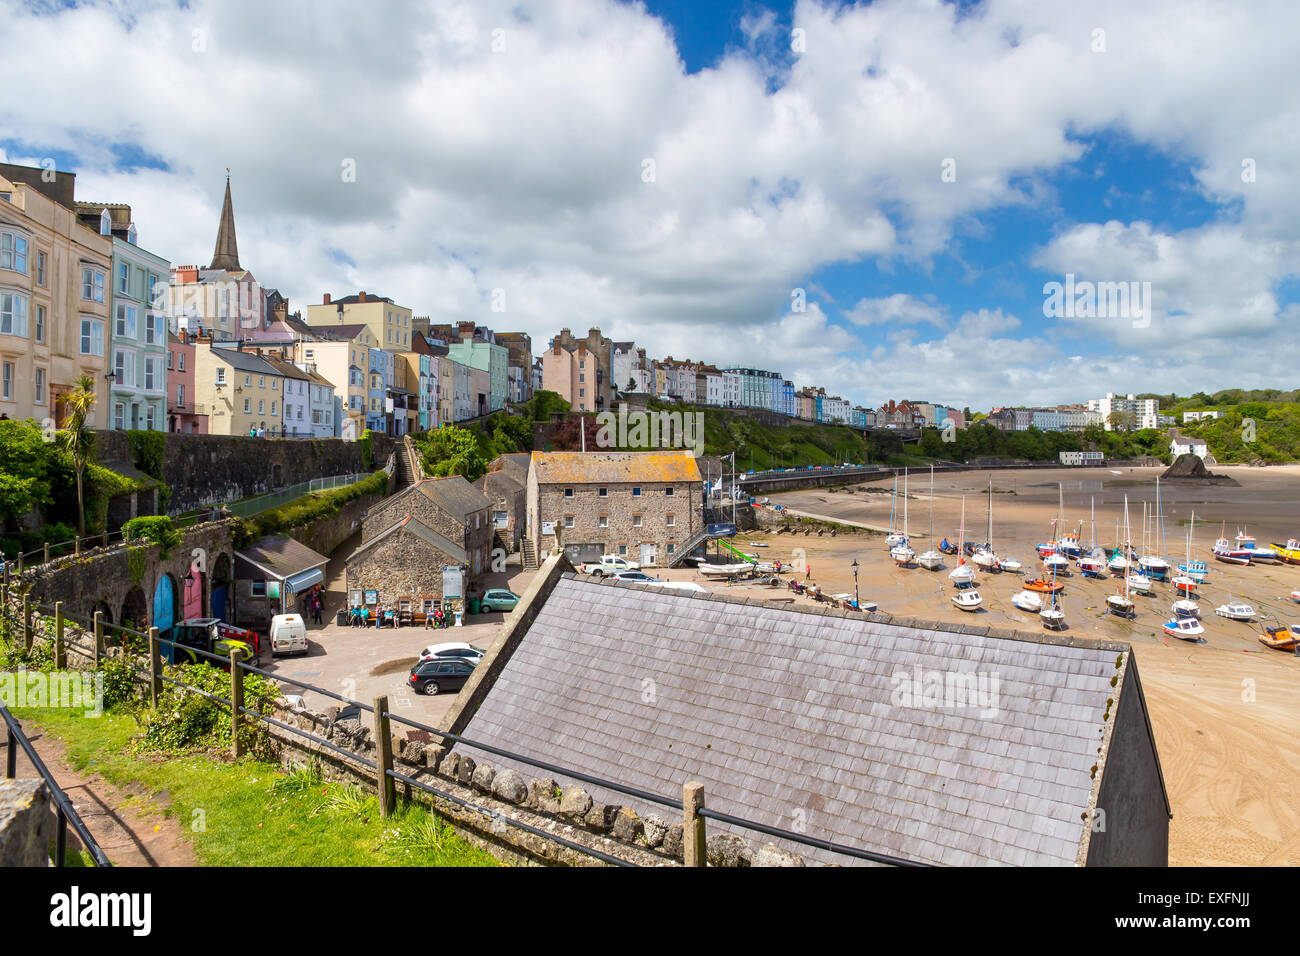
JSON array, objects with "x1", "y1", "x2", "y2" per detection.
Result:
[
  {"x1": 477, "y1": 453, "x2": 528, "y2": 554},
  {"x1": 358, "y1": 474, "x2": 493, "y2": 577},
  {"x1": 344, "y1": 515, "x2": 468, "y2": 606}
]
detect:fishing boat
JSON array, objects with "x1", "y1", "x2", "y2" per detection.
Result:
[
  {"x1": 1058, "y1": 528, "x2": 1084, "y2": 559},
  {"x1": 1171, "y1": 597, "x2": 1201, "y2": 618},
  {"x1": 1259, "y1": 623, "x2": 1300, "y2": 651},
  {"x1": 1176, "y1": 512, "x2": 1210, "y2": 581},
  {"x1": 1023, "y1": 577, "x2": 1064, "y2": 595},
  {"x1": 1269, "y1": 538, "x2": 1300, "y2": 565},
  {"x1": 1171, "y1": 575, "x2": 1198, "y2": 593},
  {"x1": 1078, "y1": 554, "x2": 1106, "y2": 578},
  {"x1": 1162, "y1": 616, "x2": 1204, "y2": 641},
  {"x1": 1011, "y1": 590, "x2": 1043, "y2": 613},
  {"x1": 916, "y1": 466, "x2": 945, "y2": 571},
  {"x1": 951, "y1": 588, "x2": 983, "y2": 612},
  {"x1": 1138, "y1": 554, "x2": 1170, "y2": 579},
  {"x1": 1214, "y1": 596, "x2": 1256, "y2": 622},
  {"x1": 1213, "y1": 523, "x2": 1251, "y2": 565},
  {"x1": 938, "y1": 538, "x2": 959, "y2": 555},
  {"x1": 1234, "y1": 529, "x2": 1277, "y2": 562},
  {"x1": 1106, "y1": 497, "x2": 1137, "y2": 618},
  {"x1": 1128, "y1": 572, "x2": 1154, "y2": 595}
]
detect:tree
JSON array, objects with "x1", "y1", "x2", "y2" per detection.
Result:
[
  {"x1": 55, "y1": 375, "x2": 98, "y2": 536},
  {"x1": 414, "y1": 425, "x2": 488, "y2": 482},
  {"x1": 0, "y1": 420, "x2": 54, "y2": 527},
  {"x1": 1107, "y1": 410, "x2": 1136, "y2": 432}
]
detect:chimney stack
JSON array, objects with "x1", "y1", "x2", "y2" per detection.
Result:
[
  {"x1": 358, "y1": 291, "x2": 367, "y2": 303},
  {"x1": 323, "y1": 293, "x2": 331, "y2": 305}
]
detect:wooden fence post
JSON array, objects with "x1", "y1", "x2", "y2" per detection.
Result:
[
  {"x1": 230, "y1": 652, "x2": 244, "y2": 759},
  {"x1": 148, "y1": 627, "x2": 161, "y2": 707},
  {"x1": 43, "y1": 543, "x2": 49, "y2": 564},
  {"x1": 101, "y1": 531, "x2": 108, "y2": 548},
  {"x1": 373, "y1": 695, "x2": 395, "y2": 817},
  {"x1": 683, "y1": 780, "x2": 707, "y2": 867},
  {"x1": 53, "y1": 601, "x2": 65, "y2": 670},
  {"x1": 21, "y1": 595, "x2": 31, "y2": 652},
  {"x1": 74, "y1": 536, "x2": 81, "y2": 556},
  {"x1": 92, "y1": 611, "x2": 104, "y2": 667},
  {"x1": 2, "y1": 561, "x2": 8, "y2": 608}
]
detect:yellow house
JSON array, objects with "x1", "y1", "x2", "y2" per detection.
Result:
[
  {"x1": 305, "y1": 291, "x2": 413, "y2": 351},
  {"x1": 193, "y1": 342, "x2": 286, "y2": 436},
  {"x1": 0, "y1": 164, "x2": 112, "y2": 425},
  {"x1": 295, "y1": 325, "x2": 377, "y2": 437}
]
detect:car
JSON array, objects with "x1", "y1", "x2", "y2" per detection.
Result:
[
  {"x1": 479, "y1": 589, "x2": 520, "y2": 613},
  {"x1": 269, "y1": 613, "x2": 308, "y2": 657},
  {"x1": 579, "y1": 555, "x2": 641, "y2": 576},
  {"x1": 610, "y1": 571, "x2": 662, "y2": 583},
  {"x1": 418, "y1": 641, "x2": 486, "y2": 663},
  {"x1": 408, "y1": 657, "x2": 477, "y2": 696}
]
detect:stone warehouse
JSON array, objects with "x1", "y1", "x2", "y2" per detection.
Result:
[
  {"x1": 344, "y1": 515, "x2": 468, "y2": 605},
  {"x1": 360, "y1": 475, "x2": 493, "y2": 577},
  {"x1": 477, "y1": 452, "x2": 529, "y2": 553},
  {"x1": 526, "y1": 451, "x2": 702, "y2": 568}
]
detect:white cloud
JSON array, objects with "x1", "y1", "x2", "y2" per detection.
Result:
[{"x1": 845, "y1": 293, "x2": 947, "y2": 328}]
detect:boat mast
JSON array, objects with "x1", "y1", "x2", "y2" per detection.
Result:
[{"x1": 929, "y1": 465, "x2": 935, "y2": 543}]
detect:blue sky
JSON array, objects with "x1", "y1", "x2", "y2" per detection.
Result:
[{"x1": 2, "y1": 0, "x2": 1297, "y2": 410}]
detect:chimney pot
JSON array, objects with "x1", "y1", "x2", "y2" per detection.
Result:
[
  {"x1": 359, "y1": 291, "x2": 367, "y2": 302},
  {"x1": 323, "y1": 293, "x2": 331, "y2": 305}
]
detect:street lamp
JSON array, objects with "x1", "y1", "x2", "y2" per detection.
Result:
[{"x1": 850, "y1": 557, "x2": 860, "y2": 610}]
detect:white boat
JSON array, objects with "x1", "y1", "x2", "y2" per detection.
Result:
[
  {"x1": 972, "y1": 479, "x2": 1000, "y2": 569},
  {"x1": 1291, "y1": 590, "x2": 1300, "y2": 603},
  {"x1": 949, "y1": 563, "x2": 975, "y2": 586},
  {"x1": 885, "y1": 474, "x2": 905, "y2": 545},
  {"x1": 747, "y1": 541, "x2": 769, "y2": 549},
  {"x1": 997, "y1": 557, "x2": 1023, "y2": 573},
  {"x1": 1106, "y1": 497, "x2": 1137, "y2": 618},
  {"x1": 1235, "y1": 529, "x2": 1277, "y2": 561},
  {"x1": 697, "y1": 563, "x2": 755, "y2": 578},
  {"x1": 1040, "y1": 605, "x2": 1066, "y2": 629},
  {"x1": 891, "y1": 469, "x2": 914, "y2": 566},
  {"x1": 1213, "y1": 523, "x2": 1251, "y2": 565},
  {"x1": 1162, "y1": 616, "x2": 1204, "y2": 641},
  {"x1": 915, "y1": 465, "x2": 944, "y2": 571},
  {"x1": 1011, "y1": 591, "x2": 1043, "y2": 613},
  {"x1": 1214, "y1": 594, "x2": 1255, "y2": 621},
  {"x1": 1128, "y1": 573, "x2": 1153, "y2": 594},
  {"x1": 1171, "y1": 598, "x2": 1201, "y2": 618},
  {"x1": 951, "y1": 589, "x2": 983, "y2": 612},
  {"x1": 1043, "y1": 553, "x2": 1070, "y2": 574}
]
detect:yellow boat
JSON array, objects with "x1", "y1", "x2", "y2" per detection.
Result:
[{"x1": 1271, "y1": 539, "x2": 1300, "y2": 565}]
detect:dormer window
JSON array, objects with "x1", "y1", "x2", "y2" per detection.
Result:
[
  {"x1": 99, "y1": 209, "x2": 111, "y2": 235},
  {"x1": 127, "y1": 223, "x2": 137, "y2": 245}
]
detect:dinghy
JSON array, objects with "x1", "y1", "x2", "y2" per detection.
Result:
[{"x1": 1259, "y1": 624, "x2": 1300, "y2": 651}]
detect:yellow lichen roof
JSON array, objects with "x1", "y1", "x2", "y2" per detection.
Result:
[{"x1": 530, "y1": 450, "x2": 701, "y2": 484}]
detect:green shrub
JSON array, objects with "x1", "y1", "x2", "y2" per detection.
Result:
[
  {"x1": 248, "y1": 471, "x2": 386, "y2": 540},
  {"x1": 136, "y1": 662, "x2": 280, "y2": 757},
  {"x1": 122, "y1": 515, "x2": 181, "y2": 558}
]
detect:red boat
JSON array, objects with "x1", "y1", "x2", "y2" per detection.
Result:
[{"x1": 1023, "y1": 578, "x2": 1064, "y2": 594}]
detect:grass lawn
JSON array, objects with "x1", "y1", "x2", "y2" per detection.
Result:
[{"x1": 13, "y1": 706, "x2": 499, "y2": 867}]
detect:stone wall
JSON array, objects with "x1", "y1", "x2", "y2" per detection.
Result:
[
  {"x1": 0, "y1": 780, "x2": 51, "y2": 867},
  {"x1": 94, "y1": 430, "x2": 396, "y2": 515},
  {"x1": 529, "y1": 479, "x2": 702, "y2": 568},
  {"x1": 345, "y1": 525, "x2": 461, "y2": 603}
]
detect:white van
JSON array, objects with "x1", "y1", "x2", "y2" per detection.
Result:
[{"x1": 270, "y1": 613, "x2": 309, "y2": 657}]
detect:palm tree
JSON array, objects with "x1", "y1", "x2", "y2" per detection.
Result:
[{"x1": 56, "y1": 375, "x2": 97, "y2": 537}]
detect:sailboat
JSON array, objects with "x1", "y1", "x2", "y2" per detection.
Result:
[
  {"x1": 1040, "y1": 555, "x2": 1066, "y2": 630},
  {"x1": 1107, "y1": 519, "x2": 1129, "y2": 574},
  {"x1": 948, "y1": 497, "x2": 976, "y2": 587},
  {"x1": 916, "y1": 465, "x2": 944, "y2": 571},
  {"x1": 972, "y1": 478, "x2": 1000, "y2": 570},
  {"x1": 1138, "y1": 484, "x2": 1171, "y2": 581},
  {"x1": 1078, "y1": 497, "x2": 1107, "y2": 577},
  {"x1": 890, "y1": 468, "x2": 915, "y2": 566},
  {"x1": 1106, "y1": 497, "x2": 1136, "y2": 618},
  {"x1": 1175, "y1": 511, "x2": 1209, "y2": 583},
  {"x1": 885, "y1": 474, "x2": 905, "y2": 546}
]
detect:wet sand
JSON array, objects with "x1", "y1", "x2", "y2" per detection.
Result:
[{"x1": 657, "y1": 465, "x2": 1300, "y2": 865}]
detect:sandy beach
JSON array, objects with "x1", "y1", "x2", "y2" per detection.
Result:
[{"x1": 652, "y1": 465, "x2": 1300, "y2": 866}]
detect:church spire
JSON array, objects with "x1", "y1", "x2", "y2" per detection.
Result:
[{"x1": 209, "y1": 170, "x2": 241, "y2": 272}]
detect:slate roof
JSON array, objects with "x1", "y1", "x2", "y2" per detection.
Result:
[
  {"x1": 490, "y1": 452, "x2": 530, "y2": 482},
  {"x1": 347, "y1": 515, "x2": 466, "y2": 564},
  {"x1": 530, "y1": 450, "x2": 701, "y2": 485},
  {"x1": 456, "y1": 574, "x2": 1165, "y2": 867},
  {"x1": 206, "y1": 346, "x2": 282, "y2": 376},
  {"x1": 236, "y1": 535, "x2": 329, "y2": 580},
  {"x1": 414, "y1": 475, "x2": 491, "y2": 519}
]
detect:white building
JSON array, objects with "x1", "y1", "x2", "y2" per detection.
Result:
[
  {"x1": 1183, "y1": 410, "x2": 1220, "y2": 423},
  {"x1": 1059, "y1": 450, "x2": 1104, "y2": 465},
  {"x1": 1087, "y1": 392, "x2": 1160, "y2": 430},
  {"x1": 1169, "y1": 432, "x2": 1208, "y2": 460},
  {"x1": 705, "y1": 371, "x2": 724, "y2": 406}
]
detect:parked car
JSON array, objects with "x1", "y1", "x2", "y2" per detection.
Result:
[
  {"x1": 610, "y1": 571, "x2": 662, "y2": 583},
  {"x1": 269, "y1": 613, "x2": 309, "y2": 657},
  {"x1": 479, "y1": 589, "x2": 520, "y2": 613},
  {"x1": 579, "y1": 555, "x2": 641, "y2": 576},
  {"x1": 409, "y1": 657, "x2": 477, "y2": 696},
  {"x1": 418, "y1": 641, "x2": 485, "y2": 663}
]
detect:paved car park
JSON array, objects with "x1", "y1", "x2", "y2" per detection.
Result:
[{"x1": 259, "y1": 553, "x2": 536, "y2": 729}]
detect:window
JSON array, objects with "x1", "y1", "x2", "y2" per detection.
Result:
[
  {"x1": 632, "y1": 514, "x2": 642, "y2": 527},
  {"x1": 178, "y1": 353, "x2": 184, "y2": 371},
  {"x1": 258, "y1": 400, "x2": 264, "y2": 414},
  {"x1": 177, "y1": 384, "x2": 184, "y2": 407},
  {"x1": 667, "y1": 542, "x2": 676, "y2": 554},
  {"x1": 34, "y1": 305, "x2": 44, "y2": 343},
  {"x1": 251, "y1": 581, "x2": 266, "y2": 597},
  {"x1": 167, "y1": 350, "x2": 173, "y2": 369},
  {"x1": 272, "y1": 378, "x2": 277, "y2": 390},
  {"x1": 563, "y1": 487, "x2": 574, "y2": 497},
  {"x1": 115, "y1": 303, "x2": 137, "y2": 339},
  {"x1": 617, "y1": 544, "x2": 627, "y2": 556},
  {"x1": 36, "y1": 251, "x2": 46, "y2": 286},
  {"x1": 80, "y1": 318, "x2": 104, "y2": 356},
  {"x1": 147, "y1": 274, "x2": 157, "y2": 305},
  {"x1": 0, "y1": 232, "x2": 27, "y2": 274},
  {"x1": 216, "y1": 367, "x2": 226, "y2": 384},
  {"x1": 244, "y1": 375, "x2": 251, "y2": 386},
  {"x1": 597, "y1": 515, "x2": 608, "y2": 528},
  {"x1": 665, "y1": 487, "x2": 675, "y2": 496},
  {"x1": 113, "y1": 350, "x2": 135, "y2": 387},
  {"x1": 113, "y1": 403, "x2": 124, "y2": 430},
  {"x1": 117, "y1": 262, "x2": 129, "y2": 294},
  {"x1": 258, "y1": 376, "x2": 264, "y2": 388},
  {"x1": 579, "y1": 373, "x2": 585, "y2": 383},
  {"x1": 81, "y1": 267, "x2": 105, "y2": 302},
  {"x1": 243, "y1": 398, "x2": 251, "y2": 413},
  {"x1": 144, "y1": 313, "x2": 159, "y2": 345},
  {"x1": 632, "y1": 486, "x2": 642, "y2": 497},
  {"x1": 598, "y1": 487, "x2": 607, "y2": 497},
  {"x1": 270, "y1": 401, "x2": 276, "y2": 415},
  {"x1": 578, "y1": 388, "x2": 584, "y2": 398},
  {"x1": 0, "y1": 293, "x2": 28, "y2": 336},
  {"x1": 144, "y1": 357, "x2": 158, "y2": 390},
  {"x1": 666, "y1": 513, "x2": 675, "y2": 527},
  {"x1": 1, "y1": 362, "x2": 11, "y2": 401},
  {"x1": 145, "y1": 405, "x2": 155, "y2": 431},
  {"x1": 305, "y1": 349, "x2": 314, "y2": 361},
  {"x1": 563, "y1": 515, "x2": 575, "y2": 528}
]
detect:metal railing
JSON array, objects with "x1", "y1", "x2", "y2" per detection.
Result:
[
  {"x1": 0, "y1": 595, "x2": 930, "y2": 868},
  {"x1": 2, "y1": 704, "x2": 112, "y2": 867}
]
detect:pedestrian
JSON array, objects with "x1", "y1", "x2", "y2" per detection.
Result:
[{"x1": 805, "y1": 564, "x2": 812, "y2": 582}]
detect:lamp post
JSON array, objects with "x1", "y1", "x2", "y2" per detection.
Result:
[{"x1": 851, "y1": 558, "x2": 860, "y2": 610}]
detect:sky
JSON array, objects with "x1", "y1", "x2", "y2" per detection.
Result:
[{"x1": 2, "y1": 0, "x2": 1298, "y2": 413}]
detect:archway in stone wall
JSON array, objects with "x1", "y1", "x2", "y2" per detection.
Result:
[
  {"x1": 152, "y1": 573, "x2": 177, "y2": 646},
  {"x1": 120, "y1": 586, "x2": 147, "y2": 633},
  {"x1": 210, "y1": 553, "x2": 232, "y2": 623},
  {"x1": 93, "y1": 600, "x2": 113, "y2": 626}
]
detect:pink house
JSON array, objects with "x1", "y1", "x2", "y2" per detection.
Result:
[{"x1": 167, "y1": 330, "x2": 209, "y2": 433}]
